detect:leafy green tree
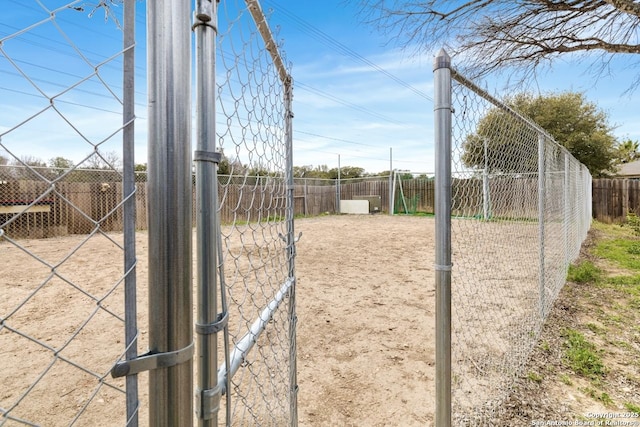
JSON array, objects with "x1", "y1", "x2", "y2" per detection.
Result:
[
  {"x1": 293, "y1": 165, "x2": 314, "y2": 178},
  {"x1": 291, "y1": 164, "x2": 332, "y2": 179},
  {"x1": 616, "y1": 139, "x2": 640, "y2": 164},
  {"x1": 49, "y1": 157, "x2": 74, "y2": 170},
  {"x1": 329, "y1": 166, "x2": 365, "y2": 180},
  {"x1": 217, "y1": 151, "x2": 230, "y2": 175},
  {"x1": 462, "y1": 92, "x2": 617, "y2": 177}
]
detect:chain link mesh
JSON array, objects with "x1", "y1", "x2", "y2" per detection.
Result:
[
  {"x1": 2, "y1": 1, "x2": 296, "y2": 424},
  {"x1": 1, "y1": 1, "x2": 136, "y2": 425},
  {"x1": 215, "y1": 1, "x2": 294, "y2": 425},
  {"x1": 448, "y1": 71, "x2": 592, "y2": 424}
]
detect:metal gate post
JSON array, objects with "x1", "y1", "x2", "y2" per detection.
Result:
[
  {"x1": 433, "y1": 48, "x2": 452, "y2": 427},
  {"x1": 194, "y1": 0, "x2": 223, "y2": 425},
  {"x1": 147, "y1": 0, "x2": 193, "y2": 424}
]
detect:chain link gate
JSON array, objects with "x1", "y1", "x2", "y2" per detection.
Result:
[{"x1": 208, "y1": 1, "x2": 297, "y2": 424}]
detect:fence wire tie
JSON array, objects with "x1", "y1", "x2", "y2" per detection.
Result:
[
  {"x1": 195, "y1": 311, "x2": 228, "y2": 335},
  {"x1": 434, "y1": 263, "x2": 453, "y2": 272},
  {"x1": 278, "y1": 231, "x2": 302, "y2": 243},
  {"x1": 193, "y1": 150, "x2": 222, "y2": 164},
  {"x1": 110, "y1": 341, "x2": 195, "y2": 378}
]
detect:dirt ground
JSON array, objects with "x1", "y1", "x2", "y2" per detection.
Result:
[
  {"x1": 6, "y1": 214, "x2": 634, "y2": 427},
  {"x1": 295, "y1": 215, "x2": 435, "y2": 426},
  {"x1": 1, "y1": 214, "x2": 437, "y2": 426}
]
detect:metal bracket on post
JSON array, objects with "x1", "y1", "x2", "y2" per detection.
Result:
[
  {"x1": 195, "y1": 311, "x2": 228, "y2": 336},
  {"x1": 193, "y1": 150, "x2": 222, "y2": 165},
  {"x1": 110, "y1": 342, "x2": 195, "y2": 378},
  {"x1": 194, "y1": 306, "x2": 228, "y2": 420},
  {"x1": 196, "y1": 383, "x2": 223, "y2": 420}
]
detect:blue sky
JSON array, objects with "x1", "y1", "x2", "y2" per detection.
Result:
[{"x1": 1, "y1": 0, "x2": 639, "y2": 175}]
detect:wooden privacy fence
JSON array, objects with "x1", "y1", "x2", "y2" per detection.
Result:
[
  {"x1": 3, "y1": 175, "x2": 631, "y2": 238},
  {"x1": 0, "y1": 175, "x2": 526, "y2": 239},
  {"x1": 592, "y1": 178, "x2": 640, "y2": 223}
]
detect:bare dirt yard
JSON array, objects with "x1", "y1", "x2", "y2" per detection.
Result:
[
  {"x1": 295, "y1": 215, "x2": 436, "y2": 426},
  {"x1": 4, "y1": 215, "x2": 636, "y2": 426},
  {"x1": 1, "y1": 214, "x2": 436, "y2": 426}
]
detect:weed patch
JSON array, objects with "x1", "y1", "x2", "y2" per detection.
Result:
[
  {"x1": 594, "y1": 239, "x2": 640, "y2": 271},
  {"x1": 567, "y1": 261, "x2": 601, "y2": 284},
  {"x1": 563, "y1": 329, "x2": 605, "y2": 379}
]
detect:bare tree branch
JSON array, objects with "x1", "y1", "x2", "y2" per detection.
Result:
[{"x1": 357, "y1": 0, "x2": 640, "y2": 89}]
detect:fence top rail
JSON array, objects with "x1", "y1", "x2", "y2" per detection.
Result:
[
  {"x1": 449, "y1": 67, "x2": 553, "y2": 141},
  {"x1": 438, "y1": 49, "x2": 576, "y2": 165},
  {"x1": 245, "y1": 0, "x2": 291, "y2": 85}
]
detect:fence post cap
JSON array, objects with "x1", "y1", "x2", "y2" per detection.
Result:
[{"x1": 433, "y1": 49, "x2": 450, "y2": 71}]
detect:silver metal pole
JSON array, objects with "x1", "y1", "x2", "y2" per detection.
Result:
[
  {"x1": 242, "y1": 4, "x2": 296, "y2": 424},
  {"x1": 389, "y1": 147, "x2": 393, "y2": 215},
  {"x1": 538, "y1": 133, "x2": 546, "y2": 320},
  {"x1": 390, "y1": 170, "x2": 396, "y2": 215},
  {"x1": 337, "y1": 154, "x2": 341, "y2": 213},
  {"x1": 284, "y1": 78, "x2": 299, "y2": 427},
  {"x1": 217, "y1": 279, "x2": 294, "y2": 386},
  {"x1": 122, "y1": 0, "x2": 138, "y2": 427},
  {"x1": 123, "y1": 0, "x2": 138, "y2": 425},
  {"x1": 483, "y1": 138, "x2": 490, "y2": 220},
  {"x1": 194, "y1": 0, "x2": 219, "y2": 425},
  {"x1": 245, "y1": 0, "x2": 288, "y2": 84},
  {"x1": 564, "y1": 152, "x2": 570, "y2": 267},
  {"x1": 147, "y1": 0, "x2": 193, "y2": 424},
  {"x1": 433, "y1": 48, "x2": 452, "y2": 427}
]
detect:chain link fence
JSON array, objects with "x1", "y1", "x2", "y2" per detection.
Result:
[
  {"x1": 1, "y1": 0, "x2": 138, "y2": 425},
  {"x1": 434, "y1": 51, "x2": 592, "y2": 425}
]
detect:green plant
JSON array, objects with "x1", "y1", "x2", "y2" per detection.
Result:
[
  {"x1": 582, "y1": 388, "x2": 613, "y2": 406},
  {"x1": 626, "y1": 211, "x2": 640, "y2": 236},
  {"x1": 527, "y1": 371, "x2": 543, "y2": 383},
  {"x1": 624, "y1": 402, "x2": 640, "y2": 413},
  {"x1": 559, "y1": 374, "x2": 573, "y2": 385},
  {"x1": 564, "y1": 329, "x2": 605, "y2": 378},
  {"x1": 567, "y1": 261, "x2": 601, "y2": 284},
  {"x1": 627, "y1": 242, "x2": 640, "y2": 255}
]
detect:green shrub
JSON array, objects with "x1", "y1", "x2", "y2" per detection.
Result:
[{"x1": 626, "y1": 211, "x2": 640, "y2": 236}]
